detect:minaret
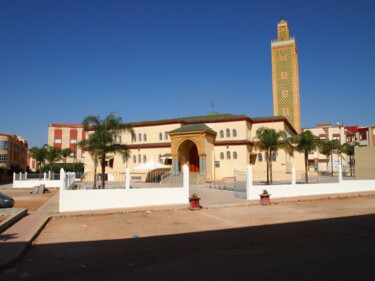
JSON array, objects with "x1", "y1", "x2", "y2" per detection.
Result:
[{"x1": 271, "y1": 20, "x2": 301, "y2": 133}]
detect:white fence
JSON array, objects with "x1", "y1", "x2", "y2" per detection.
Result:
[
  {"x1": 59, "y1": 166, "x2": 189, "y2": 212},
  {"x1": 12, "y1": 172, "x2": 62, "y2": 188},
  {"x1": 244, "y1": 166, "x2": 375, "y2": 200}
]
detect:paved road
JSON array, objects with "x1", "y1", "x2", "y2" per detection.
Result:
[{"x1": 1, "y1": 195, "x2": 375, "y2": 280}]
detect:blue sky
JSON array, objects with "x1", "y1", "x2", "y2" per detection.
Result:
[{"x1": 1, "y1": 0, "x2": 374, "y2": 147}]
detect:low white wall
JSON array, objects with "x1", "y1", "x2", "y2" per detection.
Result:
[
  {"x1": 13, "y1": 180, "x2": 60, "y2": 188},
  {"x1": 59, "y1": 187, "x2": 189, "y2": 212},
  {"x1": 245, "y1": 165, "x2": 375, "y2": 200},
  {"x1": 248, "y1": 180, "x2": 375, "y2": 200},
  {"x1": 59, "y1": 166, "x2": 190, "y2": 212}
]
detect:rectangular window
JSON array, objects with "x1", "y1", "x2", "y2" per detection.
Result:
[
  {"x1": 360, "y1": 133, "x2": 367, "y2": 140},
  {"x1": 54, "y1": 138, "x2": 62, "y2": 143},
  {"x1": 215, "y1": 161, "x2": 220, "y2": 168},
  {"x1": 0, "y1": 141, "x2": 8, "y2": 150},
  {"x1": 0, "y1": 154, "x2": 8, "y2": 163},
  {"x1": 70, "y1": 139, "x2": 77, "y2": 143}
]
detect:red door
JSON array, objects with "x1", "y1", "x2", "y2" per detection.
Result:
[{"x1": 189, "y1": 146, "x2": 200, "y2": 172}]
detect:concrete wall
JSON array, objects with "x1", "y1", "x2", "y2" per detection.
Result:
[
  {"x1": 247, "y1": 180, "x2": 375, "y2": 200},
  {"x1": 245, "y1": 166, "x2": 375, "y2": 200},
  {"x1": 13, "y1": 179, "x2": 60, "y2": 188},
  {"x1": 59, "y1": 166, "x2": 190, "y2": 212},
  {"x1": 355, "y1": 146, "x2": 375, "y2": 179}
]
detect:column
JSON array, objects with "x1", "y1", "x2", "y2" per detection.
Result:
[
  {"x1": 172, "y1": 158, "x2": 179, "y2": 175},
  {"x1": 199, "y1": 157, "x2": 206, "y2": 175}
]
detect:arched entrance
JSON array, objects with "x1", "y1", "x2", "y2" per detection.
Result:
[
  {"x1": 169, "y1": 124, "x2": 217, "y2": 179},
  {"x1": 189, "y1": 145, "x2": 199, "y2": 172},
  {"x1": 177, "y1": 140, "x2": 200, "y2": 173}
]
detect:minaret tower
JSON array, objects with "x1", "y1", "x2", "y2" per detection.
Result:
[{"x1": 271, "y1": 20, "x2": 301, "y2": 133}]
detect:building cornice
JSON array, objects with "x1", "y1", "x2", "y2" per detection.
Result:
[
  {"x1": 50, "y1": 123, "x2": 83, "y2": 128},
  {"x1": 128, "y1": 143, "x2": 171, "y2": 150},
  {"x1": 214, "y1": 140, "x2": 254, "y2": 146}
]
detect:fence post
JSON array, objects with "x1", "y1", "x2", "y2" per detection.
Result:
[
  {"x1": 59, "y1": 168, "x2": 65, "y2": 190},
  {"x1": 125, "y1": 168, "x2": 130, "y2": 189},
  {"x1": 183, "y1": 165, "x2": 189, "y2": 200},
  {"x1": 246, "y1": 165, "x2": 253, "y2": 200},
  {"x1": 25, "y1": 172, "x2": 28, "y2": 180},
  {"x1": 338, "y1": 165, "x2": 342, "y2": 183},
  {"x1": 43, "y1": 172, "x2": 47, "y2": 181},
  {"x1": 13, "y1": 172, "x2": 16, "y2": 182},
  {"x1": 291, "y1": 167, "x2": 296, "y2": 185},
  {"x1": 59, "y1": 168, "x2": 65, "y2": 213}
]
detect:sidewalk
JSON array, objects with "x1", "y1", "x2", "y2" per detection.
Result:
[{"x1": 0, "y1": 192, "x2": 59, "y2": 268}]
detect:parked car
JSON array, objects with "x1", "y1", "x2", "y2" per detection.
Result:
[{"x1": 0, "y1": 193, "x2": 15, "y2": 208}]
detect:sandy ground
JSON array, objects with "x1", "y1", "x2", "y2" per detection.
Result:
[
  {"x1": 0, "y1": 186, "x2": 58, "y2": 212},
  {"x1": 2, "y1": 195, "x2": 375, "y2": 280}
]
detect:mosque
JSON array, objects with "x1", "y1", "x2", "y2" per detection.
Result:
[{"x1": 48, "y1": 20, "x2": 305, "y2": 180}]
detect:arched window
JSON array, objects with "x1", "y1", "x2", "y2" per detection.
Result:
[
  {"x1": 258, "y1": 153, "x2": 263, "y2": 162},
  {"x1": 233, "y1": 152, "x2": 238, "y2": 159},
  {"x1": 138, "y1": 133, "x2": 142, "y2": 142},
  {"x1": 227, "y1": 151, "x2": 231, "y2": 159},
  {"x1": 133, "y1": 134, "x2": 136, "y2": 142},
  {"x1": 158, "y1": 154, "x2": 162, "y2": 163},
  {"x1": 220, "y1": 152, "x2": 224, "y2": 160},
  {"x1": 143, "y1": 155, "x2": 147, "y2": 163},
  {"x1": 138, "y1": 154, "x2": 141, "y2": 163},
  {"x1": 233, "y1": 129, "x2": 237, "y2": 137},
  {"x1": 159, "y1": 132, "x2": 162, "y2": 141},
  {"x1": 164, "y1": 131, "x2": 168, "y2": 140},
  {"x1": 220, "y1": 130, "x2": 224, "y2": 138},
  {"x1": 133, "y1": 155, "x2": 136, "y2": 163},
  {"x1": 226, "y1": 128, "x2": 230, "y2": 138},
  {"x1": 271, "y1": 153, "x2": 277, "y2": 162},
  {"x1": 143, "y1": 134, "x2": 147, "y2": 142}
]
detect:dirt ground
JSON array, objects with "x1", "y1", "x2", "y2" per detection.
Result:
[
  {"x1": 0, "y1": 187, "x2": 58, "y2": 212},
  {"x1": 2, "y1": 195, "x2": 375, "y2": 280}
]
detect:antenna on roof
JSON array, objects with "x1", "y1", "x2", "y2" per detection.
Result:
[{"x1": 212, "y1": 100, "x2": 215, "y2": 112}]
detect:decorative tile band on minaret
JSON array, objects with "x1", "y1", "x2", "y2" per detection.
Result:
[{"x1": 271, "y1": 20, "x2": 301, "y2": 133}]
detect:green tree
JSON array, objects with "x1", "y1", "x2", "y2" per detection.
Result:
[
  {"x1": 44, "y1": 145, "x2": 62, "y2": 173},
  {"x1": 82, "y1": 113, "x2": 135, "y2": 189},
  {"x1": 253, "y1": 127, "x2": 294, "y2": 185},
  {"x1": 29, "y1": 146, "x2": 47, "y2": 179},
  {"x1": 341, "y1": 141, "x2": 359, "y2": 177},
  {"x1": 291, "y1": 130, "x2": 320, "y2": 183},
  {"x1": 60, "y1": 148, "x2": 72, "y2": 169},
  {"x1": 319, "y1": 140, "x2": 340, "y2": 176},
  {"x1": 78, "y1": 133, "x2": 102, "y2": 189}
]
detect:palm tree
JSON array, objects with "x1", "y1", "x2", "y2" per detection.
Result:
[
  {"x1": 341, "y1": 141, "x2": 359, "y2": 177},
  {"x1": 253, "y1": 127, "x2": 294, "y2": 185},
  {"x1": 29, "y1": 146, "x2": 46, "y2": 179},
  {"x1": 82, "y1": 113, "x2": 135, "y2": 189},
  {"x1": 60, "y1": 148, "x2": 71, "y2": 169},
  {"x1": 291, "y1": 130, "x2": 320, "y2": 183},
  {"x1": 319, "y1": 140, "x2": 340, "y2": 176},
  {"x1": 44, "y1": 145, "x2": 62, "y2": 173},
  {"x1": 78, "y1": 133, "x2": 102, "y2": 189}
]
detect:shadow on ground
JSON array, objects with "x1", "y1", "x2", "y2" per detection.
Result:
[{"x1": 2, "y1": 214, "x2": 375, "y2": 281}]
